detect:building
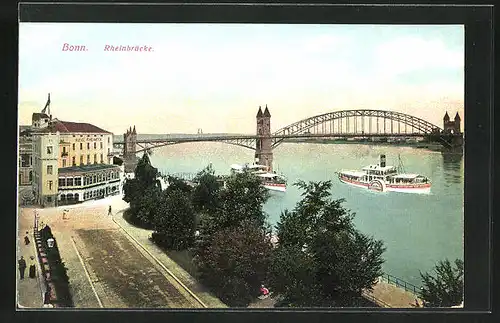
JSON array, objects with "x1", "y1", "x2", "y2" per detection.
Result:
[
  {"x1": 18, "y1": 126, "x2": 33, "y2": 186},
  {"x1": 29, "y1": 93, "x2": 122, "y2": 207}
]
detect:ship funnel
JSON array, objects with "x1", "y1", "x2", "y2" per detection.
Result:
[{"x1": 380, "y1": 154, "x2": 386, "y2": 167}]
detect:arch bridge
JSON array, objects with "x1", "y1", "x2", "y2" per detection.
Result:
[{"x1": 115, "y1": 108, "x2": 463, "y2": 170}]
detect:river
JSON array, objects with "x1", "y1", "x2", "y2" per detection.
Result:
[{"x1": 145, "y1": 141, "x2": 464, "y2": 288}]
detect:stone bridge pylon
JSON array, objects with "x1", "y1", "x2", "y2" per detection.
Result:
[
  {"x1": 123, "y1": 125, "x2": 138, "y2": 172},
  {"x1": 255, "y1": 105, "x2": 273, "y2": 171}
]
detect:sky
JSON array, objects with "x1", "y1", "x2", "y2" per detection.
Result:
[{"x1": 18, "y1": 23, "x2": 464, "y2": 134}]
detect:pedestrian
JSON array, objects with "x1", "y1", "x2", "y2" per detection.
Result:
[
  {"x1": 29, "y1": 256, "x2": 36, "y2": 279},
  {"x1": 18, "y1": 256, "x2": 27, "y2": 280},
  {"x1": 108, "y1": 205, "x2": 112, "y2": 216},
  {"x1": 24, "y1": 231, "x2": 30, "y2": 245}
]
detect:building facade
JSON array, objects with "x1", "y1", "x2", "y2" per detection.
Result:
[
  {"x1": 58, "y1": 164, "x2": 121, "y2": 205},
  {"x1": 28, "y1": 97, "x2": 121, "y2": 207},
  {"x1": 32, "y1": 133, "x2": 60, "y2": 206},
  {"x1": 18, "y1": 126, "x2": 33, "y2": 186}
]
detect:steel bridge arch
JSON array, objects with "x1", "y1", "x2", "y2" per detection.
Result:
[
  {"x1": 134, "y1": 139, "x2": 256, "y2": 153},
  {"x1": 271, "y1": 109, "x2": 443, "y2": 148}
]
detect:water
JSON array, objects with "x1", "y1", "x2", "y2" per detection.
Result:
[{"x1": 146, "y1": 141, "x2": 464, "y2": 287}]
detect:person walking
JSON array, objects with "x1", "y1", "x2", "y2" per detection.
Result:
[
  {"x1": 29, "y1": 256, "x2": 36, "y2": 279},
  {"x1": 24, "y1": 231, "x2": 30, "y2": 245},
  {"x1": 18, "y1": 256, "x2": 27, "y2": 280},
  {"x1": 108, "y1": 205, "x2": 112, "y2": 216}
]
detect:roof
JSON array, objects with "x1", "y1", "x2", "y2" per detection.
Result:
[
  {"x1": 340, "y1": 170, "x2": 366, "y2": 177},
  {"x1": 41, "y1": 119, "x2": 112, "y2": 134},
  {"x1": 362, "y1": 165, "x2": 396, "y2": 171},
  {"x1": 59, "y1": 163, "x2": 120, "y2": 175},
  {"x1": 443, "y1": 111, "x2": 450, "y2": 120},
  {"x1": 454, "y1": 112, "x2": 461, "y2": 120},
  {"x1": 256, "y1": 106, "x2": 263, "y2": 118},
  {"x1": 32, "y1": 113, "x2": 50, "y2": 121},
  {"x1": 263, "y1": 105, "x2": 271, "y2": 117}
]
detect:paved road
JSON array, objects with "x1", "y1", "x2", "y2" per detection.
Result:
[
  {"x1": 75, "y1": 228, "x2": 202, "y2": 308},
  {"x1": 28, "y1": 200, "x2": 204, "y2": 308}
]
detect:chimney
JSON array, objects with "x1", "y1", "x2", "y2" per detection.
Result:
[{"x1": 380, "y1": 154, "x2": 386, "y2": 168}]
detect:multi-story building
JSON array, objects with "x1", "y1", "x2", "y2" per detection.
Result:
[
  {"x1": 18, "y1": 126, "x2": 33, "y2": 186},
  {"x1": 28, "y1": 94, "x2": 122, "y2": 207}
]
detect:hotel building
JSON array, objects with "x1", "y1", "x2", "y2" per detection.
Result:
[{"x1": 28, "y1": 94, "x2": 123, "y2": 207}]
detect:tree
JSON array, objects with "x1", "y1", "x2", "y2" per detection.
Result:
[
  {"x1": 419, "y1": 258, "x2": 464, "y2": 307},
  {"x1": 165, "y1": 175, "x2": 192, "y2": 194},
  {"x1": 152, "y1": 189, "x2": 196, "y2": 250},
  {"x1": 192, "y1": 164, "x2": 221, "y2": 214},
  {"x1": 207, "y1": 170, "x2": 270, "y2": 234},
  {"x1": 269, "y1": 180, "x2": 386, "y2": 307},
  {"x1": 194, "y1": 220, "x2": 273, "y2": 307},
  {"x1": 122, "y1": 151, "x2": 162, "y2": 227}
]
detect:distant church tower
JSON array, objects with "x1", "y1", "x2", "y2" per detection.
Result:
[
  {"x1": 443, "y1": 111, "x2": 461, "y2": 134},
  {"x1": 255, "y1": 105, "x2": 273, "y2": 171}
]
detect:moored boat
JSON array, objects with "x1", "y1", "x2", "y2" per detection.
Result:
[
  {"x1": 336, "y1": 154, "x2": 431, "y2": 194},
  {"x1": 230, "y1": 163, "x2": 287, "y2": 192}
]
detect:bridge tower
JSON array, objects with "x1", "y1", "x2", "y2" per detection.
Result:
[
  {"x1": 255, "y1": 105, "x2": 273, "y2": 171},
  {"x1": 123, "y1": 126, "x2": 137, "y2": 172},
  {"x1": 442, "y1": 111, "x2": 463, "y2": 149}
]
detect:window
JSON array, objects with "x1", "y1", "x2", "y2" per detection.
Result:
[
  {"x1": 87, "y1": 143, "x2": 90, "y2": 150},
  {"x1": 80, "y1": 155, "x2": 84, "y2": 165},
  {"x1": 93, "y1": 175, "x2": 96, "y2": 183},
  {"x1": 80, "y1": 143, "x2": 83, "y2": 150},
  {"x1": 46, "y1": 146, "x2": 53, "y2": 154},
  {"x1": 47, "y1": 165, "x2": 53, "y2": 175},
  {"x1": 67, "y1": 178, "x2": 74, "y2": 186},
  {"x1": 72, "y1": 143, "x2": 75, "y2": 150},
  {"x1": 58, "y1": 178, "x2": 66, "y2": 187},
  {"x1": 87, "y1": 155, "x2": 90, "y2": 164},
  {"x1": 62, "y1": 159, "x2": 66, "y2": 167},
  {"x1": 94, "y1": 142, "x2": 97, "y2": 149},
  {"x1": 100, "y1": 154, "x2": 103, "y2": 163},
  {"x1": 63, "y1": 147, "x2": 66, "y2": 153},
  {"x1": 100, "y1": 142, "x2": 103, "y2": 149},
  {"x1": 94, "y1": 154, "x2": 97, "y2": 164},
  {"x1": 75, "y1": 178, "x2": 82, "y2": 186},
  {"x1": 47, "y1": 196, "x2": 52, "y2": 202},
  {"x1": 72, "y1": 156, "x2": 76, "y2": 166},
  {"x1": 108, "y1": 137, "x2": 110, "y2": 144},
  {"x1": 48, "y1": 180, "x2": 53, "y2": 191}
]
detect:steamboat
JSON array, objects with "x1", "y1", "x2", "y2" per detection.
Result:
[
  {"x1": 230, "y1": 163, "x2": 287, "y2": 192},
  {"x1": 336, "y1": 154, "x2": 431, "y2": 194}
]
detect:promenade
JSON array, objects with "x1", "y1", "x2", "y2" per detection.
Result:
[
  {"x1": 17, "y1": 195, "x2": 226, "y2": 308},
  {"x1": 17, "y1": 208, "x2": 44, "y2": 308}
]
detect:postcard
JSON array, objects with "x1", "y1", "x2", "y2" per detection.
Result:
[{"x1": 17, "y1": 22, "x2": 464, "y2": 309}]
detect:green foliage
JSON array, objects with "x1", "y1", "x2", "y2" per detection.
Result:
[
  {"x1": 419, "y1": 258, "x2": 464, "y2": 307},
  {"x1": 269, "y1": 180, "x2": 386, "y2": 307},
  {"x1": 165, "y1": 175, "x2": 193, "y2": 194},
  {"x1": 152, "y1": 189, "x2": 196, "y2": 250},
  {"x1": 209, "y1": 171, "x2": 269, "y2": 234},
  {"x1": 194, "y1": 220, "x2": 273, "y2": 307},
  {"x1": 192, "y1": 164, "x2": 221, "y2": 214},
  {"x1": 193, "y1": 169, "x2": 272, "y2": 306},
  {"x1": 122, "y1": 151, "x2": 162, "y2": 228}
]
